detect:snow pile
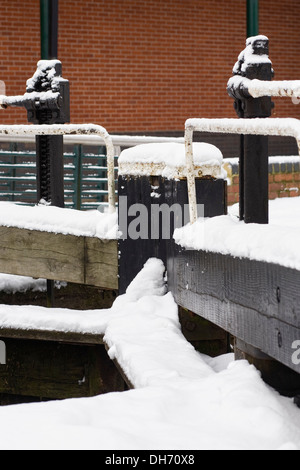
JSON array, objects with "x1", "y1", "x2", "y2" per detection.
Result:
[
  {"x1": 0, "y1": 258, "x2": 299, "y2": 450},
  {"x1": 118, "y1": 142, "x2": 225, "y2": 179},
  {"x1": 174, "y1": 197, "x2": 300, "y2": 270},
  {"x1": 0, "y1": 202, "x2": 118, "y2": 239}
]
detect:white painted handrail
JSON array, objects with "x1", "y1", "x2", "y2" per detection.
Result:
[
  {"x1": 0, "y1": 133, "x2": 185, "y2": 147},
  {"x1": 185, "y1": 117, "x2": 300, "y2": 224},
  {"x1": 228, "y1": 76, "x2": 300, "y2": 100},
  {"x1": 0, "y1": 124, "x2": 116, "y2": 212},
  {"x1": 248, "y1": 79, "x2": 300, "y2": 99}
]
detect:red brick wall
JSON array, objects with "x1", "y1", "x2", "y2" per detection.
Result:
[
  {"x1": 260, "y1": 0, "x2": 300, "y2": 120},
  {"x1": 227, "y1": 162, "x2": 300, "y2": 206},
  {"x1": 0, "y1": 0, "x2": 299, "y2": 133}
]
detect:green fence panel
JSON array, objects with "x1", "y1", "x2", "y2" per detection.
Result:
[{"x1": 0, "y1": 143, "x2": 118, "y2": 211}]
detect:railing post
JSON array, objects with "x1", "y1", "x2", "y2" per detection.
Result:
[
  {"x1": 9, "y1": 142, "x2": 17, "y2": 202},
  {"x1": 74, "y1": 144, "x2": 83, "y2": 210},
  {"x1": 228, "y1": 35, "x2": 273, "y2": 224}
]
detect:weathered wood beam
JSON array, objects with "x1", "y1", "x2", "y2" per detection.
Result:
[
  {"x1": 169, "y1": 249, "x2": 300, "y2": 375},
  {"x1": 0, "y1": 327, "x2": 104, "y2": 345},
  {"x1": 0, "y1": 226, "x2": 118, "y2": 290},
  {"x1": 0, "y1": 337, "x2": 125, "y2": 400}
]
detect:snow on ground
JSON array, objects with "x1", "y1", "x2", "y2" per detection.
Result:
[
  {"x1": 1, "y1": 199, "x2": 300, "y2": 449},
  {"x1": 174, "y1": 197, "x2": 300, "y2": 271},
  {"x1": 0, "y1": 258, "x2": 300, "y2": 450}
]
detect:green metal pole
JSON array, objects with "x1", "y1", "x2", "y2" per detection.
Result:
[
  {"x1": 247, "y1": 0, "x2": 259, "y2": 37},
  {"x1": 40, "y1": 0, "x2": 50, "y2": 60},
  {"x1": 40, "y1": 0, "x2": 59, "y2": 307}
]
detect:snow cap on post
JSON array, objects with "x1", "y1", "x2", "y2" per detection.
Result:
[
  {"x1": 227, "y1": 35, "x2": 274, "y2": 119},
  {"x1": 118, "y1": 142, "x2": 224, "y2": 180},
  {"x1": 227, "y1": 35, "x2": 274, "y2": 104}
]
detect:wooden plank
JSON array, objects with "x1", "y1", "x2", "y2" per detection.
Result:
[
  {"x1": 85, "y1": 237, "x2": 118, "y2": 289},
  {"x1": 0, "y1": 226, "x2": 118, "y2": 289},
  {"x1": 178, "y1": 307, "x2": 230, "y2": 357},
  {"x1": 0, "y1": 283, "x2": 117, "y2": 310},
  {"x1": 0, "y1": 328, "x2": 104, "y2": 345},
  {"x1": 0, "y1": 226, "x2": 85, "y2": 284},
  {"x1": 169, "y1": 249, "x2": 300, "y2": 374},
  {"x1": 0, "y1": 338, "x2": 125, "y2": 400}
]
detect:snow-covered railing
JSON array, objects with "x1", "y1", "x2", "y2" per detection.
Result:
[
  {"x1": 0, "y1": 132, "x2": 185, "y2": 148},
  {"x1": 248, "y1": 79, "x2": 300, "y2": 99},
  {"x1": 0, "y1": 124, "x2": 116, "y2": 212},
  {"x1": 228, "y1": 76, "x2": 300, "y2": 100},
  {"x1": 185, "y1": 117, "x2": 300, "y2": 223}
]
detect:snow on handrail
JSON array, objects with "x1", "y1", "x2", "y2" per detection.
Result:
[
  {"x1": 0, "y1": 132, "x2": 185, "y2": 147},
  {"x1": 185, "y1": 117, "x2": 300, "y2": 224},
  {"x1": 227, "y1": 76, "x2": 300, "y2": 100},
  {"x1": 0, "y1": 124, "x2": 116, "y2": 212},
  {"x1": 248, "y1": 79, "x2": 300, "y2": 99}
]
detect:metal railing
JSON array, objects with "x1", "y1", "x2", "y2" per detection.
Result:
[
  {"x1": 0, "y1": 131, "x2": 185, "y2": 211},
  {"x1": 0, "y1": 144, "x2": 119, "y2": 210},
  {"x1": 0, "y1": 124, "x2": 117, "y2": 212},
  {"x1": 185, "y1": 117, "x2": 300, "y2": 223}
]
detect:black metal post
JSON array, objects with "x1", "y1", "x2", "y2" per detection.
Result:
[
  {"x1": 40, "y1": 0, "x2": 49, "y2": 60},
  {"x1": 1, "y1": 1, "x2": 69, "y2": 307},
  {"x1": 228, "y1": 36, "x2": 273, "y2": 224},
  {"x1": 49, "y1": 0, "x2": 59, "y2": 60},
  {"x1": 38, "y1": 0, "x2": 64, "y2": 209},
  {"x1": 39, "y1": 0, "x2": 66, "y2": 306}
]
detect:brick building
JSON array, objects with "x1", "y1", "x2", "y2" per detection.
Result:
[
  {"x1": 0, "y1": 0, "x2": 298, "y2": 191},
  {"x1": 0, "y1": 0, "x2": 299, "y2": 134}
]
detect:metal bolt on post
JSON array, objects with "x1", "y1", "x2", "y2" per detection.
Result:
[{"x1": 0, "y1": 60, "x2": 70, "y2": 207}]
